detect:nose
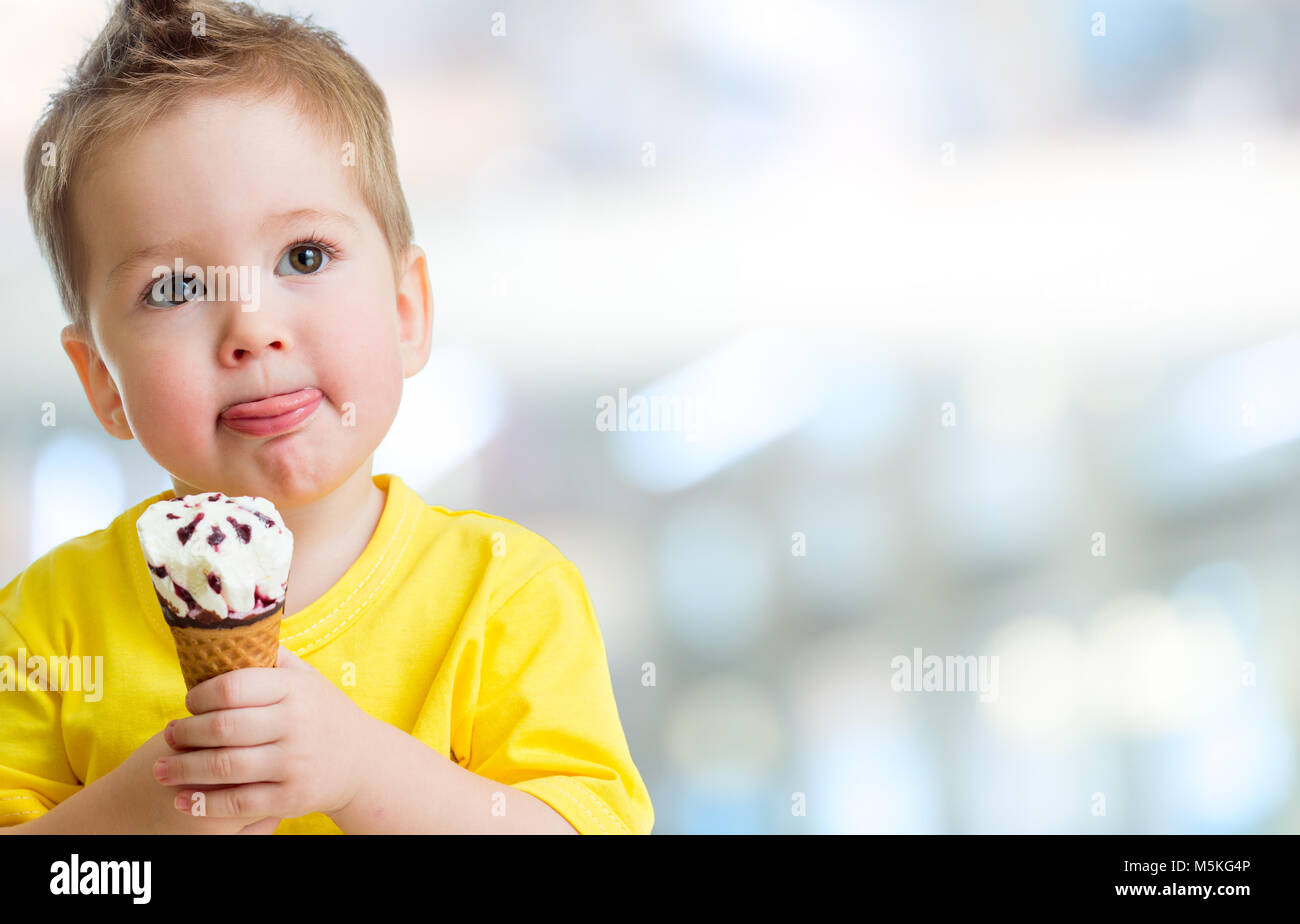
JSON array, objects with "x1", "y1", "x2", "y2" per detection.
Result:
[{"x1": 219, "y1": 302, "x2": 291, "y2": 365}]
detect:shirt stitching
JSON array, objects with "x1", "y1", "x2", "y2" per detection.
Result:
[
  {"x1": 308, "y1": 496, "x2": 419, "y2": 650},
  {"x1": 280, "y1": 489, "x2": 413, "y2": 647},
  {"x1": 524, "y1": 778, "x2": 608, "y2": 834},
  {"x1": 567, "y1": 778, "x2": 630, "y2": 834},
  {"x1": 481, "y1": 561, "x2": 630, "y2": 835}
]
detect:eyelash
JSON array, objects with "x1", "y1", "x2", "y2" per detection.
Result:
[
  {"x1": 285, "y1": 232, "x2": 342, "y2": 266},
  {"x1": 135, "y1": 233, "x2": 343, "y2": 306}
]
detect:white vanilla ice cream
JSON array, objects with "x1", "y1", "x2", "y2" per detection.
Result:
[{"x1": 136, "y1": 492, "x2": 293, "y2": 622}]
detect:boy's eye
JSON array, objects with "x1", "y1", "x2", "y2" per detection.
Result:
[
  {"x1": 277, "y1": 243, "x2": 331, "y2": 275},
  {"x1": 142, "y1": 272, "x2": 205, "y2": 309},
  {"x1": 135, "y1": 239, "x2": 335, "y2": 307}
]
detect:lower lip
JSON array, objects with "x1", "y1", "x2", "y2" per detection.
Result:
[{"x1": 220, "y1": 392, "x2": 323, "y2": 437}]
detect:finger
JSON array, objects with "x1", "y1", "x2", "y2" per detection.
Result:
[
  {"x1": 173, "y1": 783, "x2": 285, "y2": 820},
  {"x1": 170, "y1": 787, "x2": 226, "y2": 818},
  {"x1": 168, "y1": 705, "x2": 285, "y2": 750},
  {"x1": 276, "y1": 644, "x2": 306, "y2": 668},
  {"x1": 186, "y1": 664, "x2": 289, "y2": 715},
  {"x1": 237, "y1": 815, "x2": 283, "y2": 835},
  {"x1": 156, "y1": 744, "x2": 285, "y2": 788}
]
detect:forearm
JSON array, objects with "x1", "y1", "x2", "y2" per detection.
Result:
[
  {"x1": 329, "y1": 718, "x2": 579, "y2": 834},
  {"x1": 2, "y1": 773, "x2": 131, "y2": 835}
]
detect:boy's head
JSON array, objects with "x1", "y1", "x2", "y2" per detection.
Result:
[{"x1": 23, "y1": 0, "x2": 432, "y2": 505}]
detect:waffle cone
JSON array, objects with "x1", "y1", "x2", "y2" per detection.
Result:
[{"x1": 168, "y1": 610, "x2": 283, "y2": 690}]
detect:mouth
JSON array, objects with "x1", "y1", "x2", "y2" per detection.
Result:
[{"x1": 219, "y1": 386, "x2": 323, "y2": 437}]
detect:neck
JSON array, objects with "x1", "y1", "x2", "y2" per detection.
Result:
[{"x1": 169, "y1": 461, "x2": 389, "y2": 618}]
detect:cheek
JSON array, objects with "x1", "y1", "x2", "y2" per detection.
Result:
[
  {"x1": 117, "y1": 350, "x2": 218, "y2": 446},
  {"x1": 308, "y1": 284, "x2": 406, "y2": 413}
]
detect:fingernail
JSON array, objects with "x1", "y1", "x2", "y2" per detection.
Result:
[
  {"x1": 163, "y1": 721, "x2": 175, "y2": 747},
  {"x1": 153, "y1": 759, "x2": 167, "y2": 782},
  {"x1": 174, "y1": 792, "x2": 190, "y2": 811}
]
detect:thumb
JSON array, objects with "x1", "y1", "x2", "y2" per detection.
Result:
[
  {"x1": 276, "y1": 644, "x2": 308, "y2": 669},
  {"x1": 238, "y1": 815, "x2": 282, "y2": 835}
]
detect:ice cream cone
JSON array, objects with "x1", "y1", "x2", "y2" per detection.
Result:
[
  {"x1": 137, "y1": 491, "x2": 293, "y2": 691},
  {"x1": 166, "y1": 603, "x2": 284, "y2": 690}
]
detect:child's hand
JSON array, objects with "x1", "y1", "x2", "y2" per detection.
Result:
[
  {"x1": 113, "y1": 729, "x2": 279, "y2": 834},
  {"x1": 156, "y1": 645, "x2": 371, "y2": 824}
]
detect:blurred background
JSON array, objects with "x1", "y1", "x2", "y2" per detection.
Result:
[{"x1": 3, "y1": 0, "x2": 1299, "y2": 832}]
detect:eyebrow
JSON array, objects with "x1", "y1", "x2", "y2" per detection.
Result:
[{"x1": 103, "y1": 207, "x2": 360, "y2": 294}]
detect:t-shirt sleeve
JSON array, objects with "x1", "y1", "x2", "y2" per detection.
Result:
[
  {"x1": 467, "y1": 559, "x2": 653, "y2": 834},
  {"x1": 0, "y1": 590, "x2": 83, "y2": 827}
]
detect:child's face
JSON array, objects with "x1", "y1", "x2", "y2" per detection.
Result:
[{"x1": 62, "y1": 90, "x2": 429, "y2": 503}]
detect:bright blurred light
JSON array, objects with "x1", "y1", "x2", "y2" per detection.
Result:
[
  {"x1": 1151, "y1": 697, "x2": 1293, "y2": 833},
  {"x1": 961, "y1": 721, "x2": 1101, "y2": 833},
  {"x1": 921, "y1": 427, "x2": 1078, "y2": 570},
  {"x1": 983, "y1": 615, "x2": 1086, "y2": 740},
  {"x1": 657, "y1": 500, "x2": 770, "y2": 656},
  {"x1": 374, "y1": 343, "x2": 505, "y2": 492},
  {"x1": 786, "y1": 629, "x2": 942, "y2": 831},
  {"x1": 1085, "y1": 593, "x2": 1244, "y2": 734},
  {"x1": 1069, "y1": 352, "x2": 1167, "y2": 420},
  {"x1": 805, "y1": 721, "x2": 942, "y2": 833},
  {"x1": 610, "y1": 328, "x2": 829, "y2": 493},
  {"x1": 963, "y1": 345, "x2": 1068, "y2": 440},
  {"x1": 669, "y1": 777, "x2": 773, "y2": 834},
  {"x1": 1172, "y1": 561, "x2": 1259, "y2": 646},
  {"x1": 787, "y1": 628, "x2": 902, "y2": 736},
  {"x1": 1172, "y1": 334, "x2": 1300, "y2": 462},
  {"x1": 783, "y1": 489, "x2": 895, "y2": 614},
  {"x1": 31, "y1": 431, "x2": 125, "y2": 560},
  {"x1": 795, "y1": 352, "x2": 910, "y2": 471},
  {"x1": 664, "y1": 673, "x2": 783, "y2": 793}
]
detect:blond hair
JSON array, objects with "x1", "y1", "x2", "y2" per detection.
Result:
[{"x1": 23, "y1": 0, "x2": 414, "y2": 337}]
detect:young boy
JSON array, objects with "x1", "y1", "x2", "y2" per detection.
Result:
[{"x1": 0, "y1": 0, "x2": 652, "y2": 835}]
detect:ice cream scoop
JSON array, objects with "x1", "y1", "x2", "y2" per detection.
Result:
[
  {"x1": 137, "y1": 492, "x2": 292, "y2": 625},
  {"x1": 137, "y1": 491, "x2": 293, "y2": 689}
]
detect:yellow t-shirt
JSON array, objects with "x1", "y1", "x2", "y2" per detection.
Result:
[{"x1": 0, "y1": 472, "x2": 652, "y2": 834}]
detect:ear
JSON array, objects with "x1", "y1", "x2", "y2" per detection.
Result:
[
  {"x1": 61, "y1": 324, "x2": 133, "y2": 440},
  {"x1": 394, "y1": 243, "x2": 433, "y2": 379}
]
